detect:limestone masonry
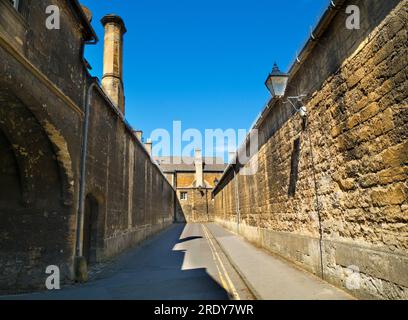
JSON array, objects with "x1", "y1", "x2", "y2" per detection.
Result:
[
  {"x1": 0, "y1": 0, "x2": 174, "y2": 293},
  {"x1": 156, "y1": 149, "x2": 226, "y2": 223},
  {"x1": 0, "y1": 0, "x2": 406, "y2": 300},
  {"x1": 213, "y1": 0, "x2": 407, "y2": 299}
]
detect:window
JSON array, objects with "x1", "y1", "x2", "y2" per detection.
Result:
[
  {"x1": 180, "y1": 192, "x2": 188, "y2": 201},
  {"x1": 8, "y1": 0, "x2": 20, "y2": 10}
]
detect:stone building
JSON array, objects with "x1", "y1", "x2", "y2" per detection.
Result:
[
  {"x1": 0, "y1": 0, "x2": 175, "y2": 293},
  {"x1": 156, "y1": 149, "x2": 226, "y2": 222},
  {"x1": 212, "y1": 0, "x2": 407, "y2": 299}
]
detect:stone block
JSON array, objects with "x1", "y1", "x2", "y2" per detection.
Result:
[
  {"x1": 371, "y1": 184, "x2": 407, "y2": 206},
  {"x1": 360, "y1": 102, "x2": 380, "y2": 123}
]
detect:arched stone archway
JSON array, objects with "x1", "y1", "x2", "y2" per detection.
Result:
[{"x1": 0, "y1": 91, "x2": 75, "y2": 293}]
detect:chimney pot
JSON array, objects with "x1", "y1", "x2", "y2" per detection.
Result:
[
  {"x1": 145, "y1": 139, "x2": 152, "y2": 157},
  {"x1": 134, "y1": 130, "x2": 143, "y2": 142}
]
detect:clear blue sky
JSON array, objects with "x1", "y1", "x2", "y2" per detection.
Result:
[{"x1": 81, "y1": 0, "x2": 329, "y2": 157}]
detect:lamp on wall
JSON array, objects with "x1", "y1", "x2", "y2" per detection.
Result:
[
  {"x1": 265, "y1": 63, "x2": 289, "y2": 97},
  {"x1": 265, "y1": 63, "x2": 308, "y2": 119}
]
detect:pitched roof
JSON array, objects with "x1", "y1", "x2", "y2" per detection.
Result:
[{"x1": 155, "y1": 156, "x2": 227, "y2": 173}]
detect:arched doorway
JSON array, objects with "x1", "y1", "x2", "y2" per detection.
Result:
[
  {"x1": 83, "y1": 194, "x2": 99, "y2": 265},
  {"x1": 0, "y1": 93, "x2": 74, "y2": 293}
]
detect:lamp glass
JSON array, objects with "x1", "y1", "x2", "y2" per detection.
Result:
[
  {"x1": 266, "y1": 75, "x2": 288, "y2": 97},
  {"x1": 265, "y1": 64, "x2": 289, "y2": 97}
]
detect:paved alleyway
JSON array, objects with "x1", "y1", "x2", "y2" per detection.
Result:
[
  {"x1": 2, "y1": 223, "x2": 353, "y2": 300},
  {"x1": 2, "y1": 224, "x2": 253, "y2": 300}
]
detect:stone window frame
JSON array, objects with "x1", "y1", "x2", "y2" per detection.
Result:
[{"x1": 180, "y1": 192, "x2": 188, "y2": 201}]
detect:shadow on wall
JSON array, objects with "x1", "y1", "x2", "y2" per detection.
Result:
[
  {"x1": 174, "y1": 193, "x2": 187, "y2": 223},
  {"x1": 175, "y1": 189, "x2": 214, "y2": 223},
  {"x1": 288, "y1": 137, "x2": 301, "y2": 197}
]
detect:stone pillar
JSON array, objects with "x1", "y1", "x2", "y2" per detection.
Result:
[
  {"x1": 134, "y1": 130, "x2": 143, "y2": 142},
  {"x1": 195, "y1": 149, "x2": 204, "y2": 187},
  {"x1": 101, "y1": 14, "x2": 127, "y2": 114},
  {"x1": 145, "y1": 139, "x2": 152, "y2": 157}
]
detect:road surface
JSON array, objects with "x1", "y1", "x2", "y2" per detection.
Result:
[{"x1": 3, "y1": 223, "x2": 254, "y2": 300}]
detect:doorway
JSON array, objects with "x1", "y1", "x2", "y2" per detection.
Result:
[{"x1": 83, "y1": 194, "x2": 99, "y2": 265}]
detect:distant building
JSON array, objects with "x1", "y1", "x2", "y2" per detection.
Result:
[{"x1": 156, "y1": 149, "x2": 226, "y2": 222}]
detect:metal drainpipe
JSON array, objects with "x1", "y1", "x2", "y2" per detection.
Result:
[
  {"x1": 305, "y1": 128, "x2": 325, "y2": 280},
  {"x1": 205, "y1": 188, "x2": 209, "y2": 221},
  {"x1": 233, "y1": 160, "x2": 241, "y2": 234},
  {"x1": 75, "y1": 79, "x2": 98, "y2": 257}
]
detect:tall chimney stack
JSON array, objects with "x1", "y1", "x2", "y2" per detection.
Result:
[
  {"x1": 101, "y1": 14, "x2": 127, "y2": 114},
  {"x1": 194, "y1": 149, "x2": 204, "y2": 187}
]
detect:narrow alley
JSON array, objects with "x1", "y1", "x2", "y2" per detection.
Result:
[{"x1": 0, "y1": 0, "x2": 406, "y2": 303}]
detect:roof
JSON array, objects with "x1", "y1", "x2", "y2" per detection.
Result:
[
  {"x1": 155, "y1": 156, "x2": 227, "y2": 173},
  {"x1": 70, "y1": 0, "x2": 98, "y2": 42}
]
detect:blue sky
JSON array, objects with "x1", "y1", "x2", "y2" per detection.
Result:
[{"x1": 81, "y1": 0, "x2": 329, "y2": 158}]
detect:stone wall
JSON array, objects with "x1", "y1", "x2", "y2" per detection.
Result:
[
  {"x1": 177, "y1": 188, "x2": 214, "y2": 223},
  {"x1": 85, "y1": 89, "x2": 175, "y2": 261},
  {"x1": 175, "y1": 172, "x2": 222, "y2": 222},
  {"x1": 0, "y1": 0, "x2": 175, "y2": 293},
  {"x1": 213, "y1": 0, "x2": 407, "y2": 300}
]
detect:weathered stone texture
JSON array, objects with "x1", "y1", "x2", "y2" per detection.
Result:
[
  {"x1": 177, "y1": 188, "x2": 215, "y2": 223},
  {"x1": 214, "y1": 0, "x2": 407, "y2": 299},
  {"x1": 0, "y1": 0, "x2": 174, "y2": 293},
  {"x1": 169, "y1": 171, "x2": 223, "y2": 223}
]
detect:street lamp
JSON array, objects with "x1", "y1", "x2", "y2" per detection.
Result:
[
  {"x1": 265, "y1": 63, "x2": 289, "y2": 97},
  {"x1": 265, "y1": 62, "x2": 308, "y2": 120}
]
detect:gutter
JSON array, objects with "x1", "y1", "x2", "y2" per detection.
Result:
[
  {"x1": 70, "y1": 0, "x2": 98, "y2": 43},
  {"x1": 213, "y1": 97, "x2": 280, "y2": 195},
  {"x1": 287, "y1": 0, "x2": 345, "y2": 77}
]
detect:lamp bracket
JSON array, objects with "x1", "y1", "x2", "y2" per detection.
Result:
[{"x1": 285, "y1": 95, "x2": 308, "y2": 117}]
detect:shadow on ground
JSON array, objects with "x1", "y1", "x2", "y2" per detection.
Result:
[{"x1": 1, "y1": 224, "x2": 229, "y2": 300}]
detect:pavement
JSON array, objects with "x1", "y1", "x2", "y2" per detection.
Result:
[
  {"x1": 206, "y1": 223, "x2": 353, "y2": 300},
  {"x1": 1, "y1": 223, "x2": 353, "y2": 300}
]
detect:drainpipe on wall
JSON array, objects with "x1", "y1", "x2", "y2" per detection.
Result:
[
  {"x1": 305, "y1": 128, "x2": 325, "y2": 280},
  {"x1": 74, "y1": 78, "x2": 98, "y2": 282},
  {"x1": 205, "y1": 188, "x2": 209, "y2": 221},
  {"x1": 234, "y1": 168, "x2": 241, "y2": 234},
  {"x1": 231, "y1": 151, "x2": 241, "y2": 234},
  {"x1": 173, "y1": 173, "x2": 178, "y2": 223}
]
